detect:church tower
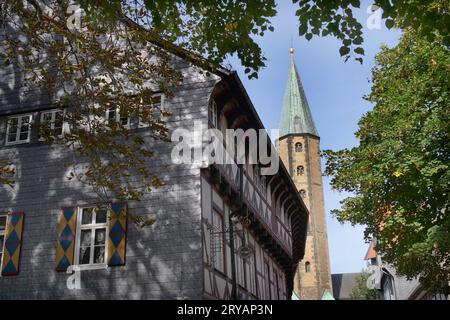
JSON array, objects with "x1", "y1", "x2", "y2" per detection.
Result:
[{"x1": 278, "y1": 48, "x2": 332, "y2": 300}]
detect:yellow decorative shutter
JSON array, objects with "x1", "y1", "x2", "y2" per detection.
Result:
[
  {"x1": 107, "y1": 203, "x2": 127, "y2": 266},
  {"x1": 1, "y1": 212, "x2": 24, "y2": 276},
  {"x1": 55, "y1": 207, "x2": 77, "y2": 272}
]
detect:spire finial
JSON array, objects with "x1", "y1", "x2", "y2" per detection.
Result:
[{"x1": 290, "y1": 47, "x2": 295, "y2": 54}]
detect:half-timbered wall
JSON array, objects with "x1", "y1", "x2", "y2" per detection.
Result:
[
  {"x1": 201, "y1": 175, "x2": 287, "y2": 300},
  {"x1": 214, "y1": 159, "x2": 293, "y2": 258}
]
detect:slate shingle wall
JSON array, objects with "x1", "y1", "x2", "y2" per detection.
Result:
[{"x1": 0, "y1": 49, "x2": 220, "y2": 298}]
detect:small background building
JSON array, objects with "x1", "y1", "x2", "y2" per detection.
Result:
[
  {"x1": 365, "y1": 239, "x2": 448, "y2": 300},
  {"x1": 331, "y1": 273, "x2": 362, "y2": 300}
]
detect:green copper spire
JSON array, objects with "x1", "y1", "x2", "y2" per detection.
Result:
[
  {"x1": 321, "y1": 289, "x2": 335, "y2": 300},
  {"x1": 279, "y1": 48, "x2": 319, "y2": 138}
]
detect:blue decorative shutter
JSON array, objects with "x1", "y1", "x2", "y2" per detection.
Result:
[
  {"x1": 1, "y1": 212, "x2": 24, "y2": 276},
  {"x1": 55, "y1": 207, "x2": 77, "y2": 272},
  {"x1": 107, "y1": 203, "x2": 127, "y2": 266}
]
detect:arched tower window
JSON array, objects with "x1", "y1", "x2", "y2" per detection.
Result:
[
  {"x1": 295, "y1": 142, "x2": 303, "y2": 152},
  {"x1": 299, "y1": 189, "x2": 306, "y2": 199},
  {"x1": 297, "y1": 165, "x2": 304, "y2": 175},
  {"x1": 305, "y1": 261, "x2": 311, "y2": 273}
]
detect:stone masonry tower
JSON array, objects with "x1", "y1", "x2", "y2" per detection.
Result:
[{"x1": 278, "y1": 48, "x2": 332, "y2": 300}]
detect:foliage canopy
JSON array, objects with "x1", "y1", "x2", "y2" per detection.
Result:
[
  {"x1": 349, "y1": 271, "x2": 379, "y2": 300},
  {"x1": 323, "y1": 29, "x2": 450, "y2": 294},
  {"x1": 80, "y1": 0, "x2": 450, "y2": 77}
]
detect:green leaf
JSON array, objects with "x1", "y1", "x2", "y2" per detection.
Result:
[
  {"x1": 385, "y1": 19, "x2": 395, "y2": 29},
  {"x1": 339, "y1": 46, "x2": 350, "y2": 56},
  {"x1": 299, "y1": 23, "x2": 308, "y2": 36},
  {"x1": 354, "y1": 47, "x2": 365, "y2": 55},
  {"x1": 350, "y1": 0, "x2": 360, "y2": 8}
]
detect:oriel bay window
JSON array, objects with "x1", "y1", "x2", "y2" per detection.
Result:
[{"x1": 5, "y1": 114, "x2": 32, "y2": 145}]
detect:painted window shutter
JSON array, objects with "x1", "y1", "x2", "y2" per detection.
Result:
[
  {"x1": 107, "y1": 203, "x2": 127, "y2": 266},
  {"x1": 1, "y1": 212, "x2": 24, "y2": 276},
  {"x1": 55, "y1": 207, "x2": 77, "y2": 272}
]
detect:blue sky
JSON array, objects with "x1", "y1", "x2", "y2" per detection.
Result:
[{"x1": 227, "y1": 1, "x2": 401, "y2": 274}]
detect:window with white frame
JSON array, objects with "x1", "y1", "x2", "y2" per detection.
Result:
[
  {"x1": 40, "y1": 109, "x2": 64, "y2": 138},
  {"x1": 0, "y1": 214, "x2": 7, "y2": 269},
  {"x1": 211, "y1": 209, "x2": 225, "y2": 273},
  {"x1": 75, "y1": 206, "x2": 108, "y2": 266},
  {"x1": 139, "y1": 94, "x2": 164, "y2": 128},
  {"x1": 106, "y1": 107, "x2": 130, "y2": 128},
  {"x1": 5, "y1": 114, "x2": 32, "y2": 145},
  {"x1": 209, "y1": 99, "x2": 218, "y2": 127}
]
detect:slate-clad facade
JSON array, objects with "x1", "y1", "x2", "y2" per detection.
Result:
[{"x1": 0, "y1": 22, "x2": 308, "y2": 299}]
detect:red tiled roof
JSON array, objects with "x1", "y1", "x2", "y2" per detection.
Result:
[{"x1": 364, "y1": 239, "x2": 377, "y2": 260}]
